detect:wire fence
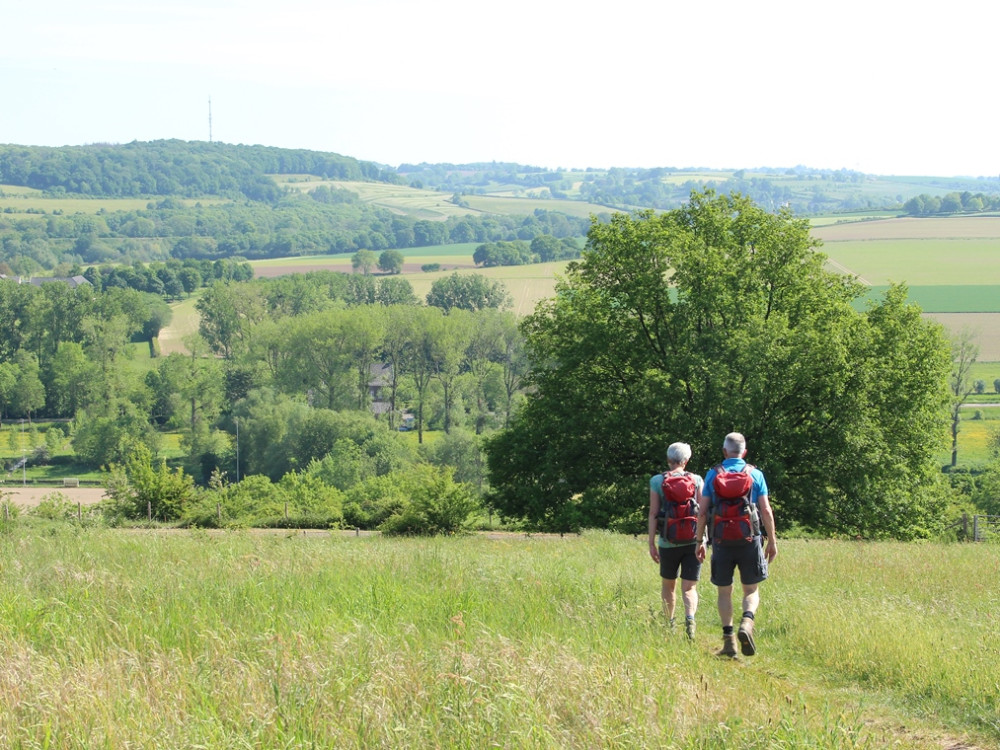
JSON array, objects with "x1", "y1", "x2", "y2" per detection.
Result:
[{"x1": 944, "y1": 513, "x2": 1000, "y2": 542}]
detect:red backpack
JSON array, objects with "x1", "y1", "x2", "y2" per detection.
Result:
[
  {"x1": 659, "y1": 471, "x2": 699, "y2": 544},
  {"x1": 710, "y1": 464, "x2": 760, "y2": 545}
]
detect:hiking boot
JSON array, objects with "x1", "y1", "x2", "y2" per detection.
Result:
[
  {"x1": 738, "y1": 616, "x2": 756, "y2": 656},
  {"x1": 717, "y1": 633, "x2": 738, "y2": 658},
  {"x1": 685, "y1": 617, "x2": 696, "y2": 640},
  {"x1": 668, "y1": 617, "x2": 676, "y2": 630}
]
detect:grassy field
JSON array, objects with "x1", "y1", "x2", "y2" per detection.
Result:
[
  {"x1": 248, "y1": 250, "x2": 567, "y2": 318},
  {"x1": 0, "y1": 530, "x2": 995, "y2": 749},
  {"x1": 0, "y1": 184, "x2": 227, "y2": 216},
  {"x1": 270, "y1": 177, "x2": 616, "y2": 221}
]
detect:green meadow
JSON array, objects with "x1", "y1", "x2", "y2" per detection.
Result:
[
  {"x1": 0, "y1": 529, "x2": 995, "y2": 749},
  {"x1": 0, "y1": 184, "x2": 226, "y2": 216}
]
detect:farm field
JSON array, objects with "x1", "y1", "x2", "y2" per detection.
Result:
[
  {"x1": 0, "y1": 184, "x2": 227, "y2": 215},
  {"x1": 0, "y1": 530, "x2": 995, "y2": 749},
  {"x1": 248, "y1": 249, "x2": 568, "y2": 318},
  {"x1": 271, "y1": 177, "x2": 616, "y2": 221}
]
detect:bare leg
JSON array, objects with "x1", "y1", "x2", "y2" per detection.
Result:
[
  {"x1": 681, "y1": 578, "x2": 699, "y2": 618},
  {"x1": 717, "y1": 584, "x2": 734, "y2": 628},
  {"x1": 661, "y1": 577, "x2": 677, "y2": 623},
  {"x1": 741, "y1": 583, "x2": 759, "y2": 616}
]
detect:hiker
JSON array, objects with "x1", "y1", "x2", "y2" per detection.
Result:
[
  {"x1": 695, "y1": 432, "x2": 777, "y2": 657},
  {"x1": 648, "y1": 441, "x2": 705, "y2": 640}
]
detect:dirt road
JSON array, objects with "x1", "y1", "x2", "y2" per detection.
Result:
[{"x1": 1, "y1": 486, "x2": 106, "y2": 508}]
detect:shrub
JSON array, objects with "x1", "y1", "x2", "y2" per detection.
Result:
[{"x1": 379, "y1": 465, "x2": 480, "y2": 536}]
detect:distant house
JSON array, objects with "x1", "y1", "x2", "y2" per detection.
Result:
[
  {"x1": 28, "y1": 275, "x2": 91, "y2": 289},
  {"x1": 368, "y1": 362, "x2": 413, "y2": 428},
  {"x1": 0, "y1": 274, "x2": 91, "y2": 289}
]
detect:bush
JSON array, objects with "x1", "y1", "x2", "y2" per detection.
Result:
[
  {"x1": 31, "y1": 491, "x2": 76, "y2": 520},
  {"x1": 379, "y1": 465, "x2": 480, "y2": 536}
]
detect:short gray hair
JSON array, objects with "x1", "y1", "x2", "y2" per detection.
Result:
[
  {"x1": 723, "y1": 432, "x2": 746, "y2": 457},
  {"x1": 666, "y1": 442, "x2": 692, "y2": 466}
]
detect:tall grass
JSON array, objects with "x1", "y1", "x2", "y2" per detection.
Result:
[{"x1": 0, "y1": 529, "x2": 995, "y2": 748}]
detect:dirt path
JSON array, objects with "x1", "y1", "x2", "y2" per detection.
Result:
[{"x1": 1, "y1": 486, "x2": 106, "y2": 508}]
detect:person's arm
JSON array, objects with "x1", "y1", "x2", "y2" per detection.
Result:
[
  {"x1": 758, "y1": 493, "x2": 777, "y2": 562},
  {"x1": 648, "y1": 487, "x2": 661, "y2": 563}
]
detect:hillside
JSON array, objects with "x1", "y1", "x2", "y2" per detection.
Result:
[{"x1": 1, "y1": 140, "x2": 998, "y2": 278}]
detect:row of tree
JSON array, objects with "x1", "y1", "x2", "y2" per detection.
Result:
[
  {"x1": 902, "y1": 191, "x2": 1000, "y2": 216},
  {"x1": 0, "y1": 192, "x2": 590, "y2": 276}
]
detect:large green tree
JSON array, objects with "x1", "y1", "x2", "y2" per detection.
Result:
[{"x1": 486, "y1": 191, "x2": 951, "y2": 538}]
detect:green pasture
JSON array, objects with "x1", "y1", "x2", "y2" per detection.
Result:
[
  {"x1": 0, "y1": 185, "x2": 227, "y2": 216},
  {"x1": 856, "y1": 285, "x2": 1000, "y2": 313},
  {"x1": 938, "y1": 411, "x2": 999, "y2": 466},
  {"x1": 822, "y1": 239, "x2": 1000, "y2": 286},
  {"x1": 0, "y1": 530, "x2": 994, "y2": 748}
]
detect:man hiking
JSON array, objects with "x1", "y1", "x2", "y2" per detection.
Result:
[
  {"x1": 648, "y1": 442, "x2": 705, "y2": 640},
  {"x1": 695, "y1": 432, "x2": 777, "y2": 657}
]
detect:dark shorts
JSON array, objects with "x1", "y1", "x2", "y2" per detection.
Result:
[
  {"x1": 659, "y1": 544, "x2": 701, "y2": 582},
  {"x1": 710, "y1": 538, "x2": 768, "y2": 587}
]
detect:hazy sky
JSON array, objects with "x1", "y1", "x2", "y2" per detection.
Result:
[{"x1": 3, "y1": 0, "x2": 996, "y2": 177}]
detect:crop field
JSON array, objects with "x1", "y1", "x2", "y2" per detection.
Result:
[
  {"x1": 0, "y1": 529, "x2": 995, "y2": 749},
  {"x1": 248, "y1": 249, "x2": 568, "y2": 317},
  {"x1": 270, "y1": 177, "x2": 615, "y2": 221},
  {"x1": 0, "y1": 184, "x2": 226, "y2": 216},
  {"x1": 811, "y1": 217, "x2": 1000, "y2": 359}
]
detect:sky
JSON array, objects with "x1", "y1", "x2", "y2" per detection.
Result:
[{"x1": 2, "y1": 0, "x2": 997, "y2": 178}]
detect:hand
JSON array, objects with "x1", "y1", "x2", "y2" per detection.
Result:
[
  {"x1": 649, "y1": 541, "x2": 660, "y2": 563},
  {"x1": 765, "y1": 540, "x2": 777, "y2": 563},
  {"x1": 695, "y1": 542, "x2": 706, "y2": 562}
]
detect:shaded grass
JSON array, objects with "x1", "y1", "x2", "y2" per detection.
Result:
[{"x1": 0, "y1": 530, "x2": 994, "y2": 748}]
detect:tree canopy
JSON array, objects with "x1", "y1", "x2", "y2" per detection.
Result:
[{"x1": 486, "y1": 191, "x2": 951, "y2": 539}]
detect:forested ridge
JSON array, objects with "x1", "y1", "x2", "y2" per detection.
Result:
[
  {"x1": 0, "y1": 140, "x2": 401, "y2": 199},
  {"x1": 0, "y1": 141, "x2": 591, "y2": 276}
]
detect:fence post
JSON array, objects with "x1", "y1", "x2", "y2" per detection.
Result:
[
  {"x1": 147, "y1": 501, "x2": 152, "y2": 522},
  {"x1": 77, "y1": 502, "x2": 82, "y2": 522},
  {"x1": 962, "y1": 513, "x2": 969, "y2": 540},
  {"x1": 973, "y1": 514, "x2": 980, "y2": 542}
]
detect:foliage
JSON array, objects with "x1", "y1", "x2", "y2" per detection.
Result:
[
  {"x1": 72, "y1": 401, "x2": 163, "y2": 468},
  {"x1": 102, "y1": 443, "x2": 196, "y2": 522},
  {"x1": 378, "y1": 465, "x2": 480, "y2": 535},
  {"x1": 377, "y1": 249, "x2": 404, "y2": 274},
  {"x1": 29, "y1": 491, "x2": 78, "y2": 520},
  {"x1": 487, "y1": 191, "x2": 952, "y2": 538},
  {"x1": 426, "y1": 273, "x2": 511, "y2": 312}
]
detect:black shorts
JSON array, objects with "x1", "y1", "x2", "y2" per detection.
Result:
[
  {"x1": 658, "y1": 544, "x2": 701, "y2": 582},
  {"x1": 710, "y1": 538, "x2": 768, "y2": 587}
]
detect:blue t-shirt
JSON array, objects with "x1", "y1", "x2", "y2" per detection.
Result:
[
  {"x1": 650, "y1": 470, "x2": 704, "y2": 548},
  {"x1": 702, "y1": 458, "x2": 768, "y2": 506}
]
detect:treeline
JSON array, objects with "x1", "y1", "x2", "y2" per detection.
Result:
[
  {"x1": 0, "y1": 193, "x2": 590, "y2": 276},
  {"x1": 1, "y1": 268, "x2": 527, "y2": 495},
  {"x1": 472, "y1": 236, "x2": 581, "y2": 267},
  {"x1": 0, "y1": 140, "x2": 401, "y2": 200},
  {"x1": 403, "y1": 163, "x2": 899, "y2": 214},
  {"x1": 902, "y1": 191, "x2": 1000, "y2": 216},
  {"x1": 83, "y1": 257, "x2": 253, "y2": 300}
]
